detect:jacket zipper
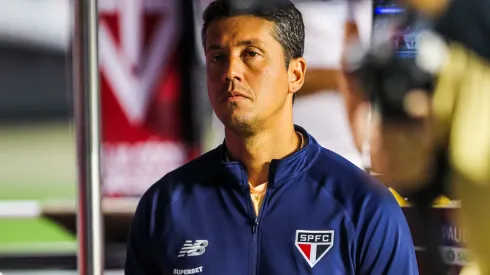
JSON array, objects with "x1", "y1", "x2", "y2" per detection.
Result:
[
  {"x1": 248, "y1": 188, "x2": 270, "y2": 275},
  {"x1": 251, "y1": 217, "x2": 259, "y2": 275}
]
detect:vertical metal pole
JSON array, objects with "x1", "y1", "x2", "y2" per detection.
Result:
[{"x1": 72, "y1": 0, "x2": 104, "y2": 274}]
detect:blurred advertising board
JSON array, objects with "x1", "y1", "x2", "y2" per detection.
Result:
[
  {"x1": 98, "y1": 0, "x2": 197, "y2": 197},
  {"x1": 402, "y1": 203, "x2": 468, "y2": 274}
]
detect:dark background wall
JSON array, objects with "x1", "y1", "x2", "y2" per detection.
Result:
[{"x1": 0, "y1": 44, "x2": 71, "y2": 123}]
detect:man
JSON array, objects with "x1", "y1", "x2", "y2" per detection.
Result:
[
  {"x1": 203, "y1": 0, "x2": 371, "y2": 170},
  {"x1": 125, "y1": 0, "x2": 418, "y2": 274}
]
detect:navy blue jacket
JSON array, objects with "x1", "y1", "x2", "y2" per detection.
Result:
[{"x1": 125, "y1": 126, "x2": 418, "y2": 274}]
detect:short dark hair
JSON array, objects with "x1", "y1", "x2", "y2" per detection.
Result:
[{"x1": 201, "y1": 0, "x2": 305, "y2": 67}]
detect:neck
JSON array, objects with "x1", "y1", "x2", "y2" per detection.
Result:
[{"x1": 225, "y1": 122, "x2": 301, "y2": 187}]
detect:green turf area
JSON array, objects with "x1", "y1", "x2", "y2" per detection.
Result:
[
  {"x1": 0, "y1": 182, "x2": 76, "y2": 249},
  {"x1": 0, "y1": 202, "x2": 77, "y2": 253},
  {"x1": 0, "y1": 122, "x2": 78, "y2": 253},
  {"x1": 0, "y1": 219, "x2": 75, "y2": 245},
  {"x1": 0, "y1": 182, "x2": 77, "y2": 252}
]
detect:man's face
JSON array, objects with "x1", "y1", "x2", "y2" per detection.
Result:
[{"x1": 204, "y1": 15, "x2": 303, "y2": 136}]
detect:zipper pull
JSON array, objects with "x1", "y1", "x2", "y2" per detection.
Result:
[{"x1": 252, "y1": 218, "x2": 259, "y2": 234}]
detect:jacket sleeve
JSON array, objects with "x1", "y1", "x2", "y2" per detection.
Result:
[
  {"x1": 356, "y1": 195, "x2": 419, "y2": 275},
  {"x1": 125, "y1": 190, "x2": 160, "y2": 275}
]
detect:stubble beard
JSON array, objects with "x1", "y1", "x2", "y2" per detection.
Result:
[{"x1": 224, "y1": 102, "x2": 262, "y2": 138}]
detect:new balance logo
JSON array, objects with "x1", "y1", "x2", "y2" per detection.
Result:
[{"x1": 178, "y1": 240, "x2": 208, "y2": 257}]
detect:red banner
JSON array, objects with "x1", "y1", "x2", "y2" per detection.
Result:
[{"x1": 98, "y1": 0, "x2": 192, "y2": 197}]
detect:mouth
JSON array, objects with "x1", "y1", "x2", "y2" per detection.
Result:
[{"x1": 221, "y1": 91, "x2": 249, "y2": 102}]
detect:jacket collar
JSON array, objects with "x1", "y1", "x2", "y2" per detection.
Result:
[{"x1": 217, "y1": 125, "x2": 321, "y2": 189}]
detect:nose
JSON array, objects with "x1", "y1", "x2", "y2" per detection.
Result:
[{"x1": 221, "y1": 56, "x2": 244, "y2": 83}]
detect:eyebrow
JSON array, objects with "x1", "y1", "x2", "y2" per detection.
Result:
[{"x1": 206, "y1": 39, "x2": 265, "y2": 52}]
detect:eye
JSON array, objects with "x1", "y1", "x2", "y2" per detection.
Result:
[
  {"x1": 246, "y1": 51, "x2": 259, "y2": 58},
  {"x1": 210, "y1": 54, "x2": 224, "y2": 63}
]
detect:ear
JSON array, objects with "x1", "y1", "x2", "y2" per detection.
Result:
[{"x1": 288, "y1": 57, "x2": 307, "y2": 95}]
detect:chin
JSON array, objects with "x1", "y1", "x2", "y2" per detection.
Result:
[{"x1": 220, "y1": 113, "x2": 259, "y2": 137}]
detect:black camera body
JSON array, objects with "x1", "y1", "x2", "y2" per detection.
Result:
[
  {"x1": 346, "y1": 5, "x2": 436, "y2": 123},
  {"x1": 347, "y1": 39, "x2": 435, "y2": 123}
]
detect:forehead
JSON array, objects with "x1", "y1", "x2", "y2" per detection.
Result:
[{"x1": 205, "y1": 15, "x2": 277, "y2": 48}]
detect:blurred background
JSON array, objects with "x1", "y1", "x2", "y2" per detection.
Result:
[
  {"x1": 0, "y1": 0, "x2": 77, "y2": 273},
  {"x1": 0, "y1": 0, "x2": 214, "y2": 273}
]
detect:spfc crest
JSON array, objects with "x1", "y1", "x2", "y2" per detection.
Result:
[{"x1": 295, "y1": 230, "x2": 334, "y2": 268}]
